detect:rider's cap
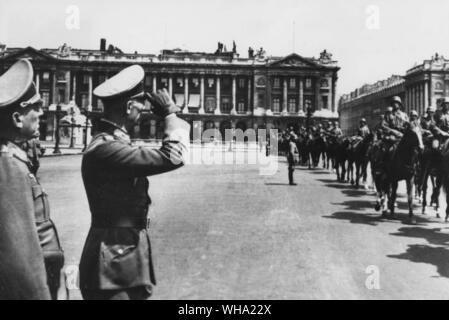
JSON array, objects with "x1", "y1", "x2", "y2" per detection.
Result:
[
  {"x1": 427, "y1": 105, "x2": 436, "y2": 112},
  {"x1": 360, "y1": 118, "x2": 366, "y2": 123},
  {"x1": 0, "y1": 59, "x2": 42, "y2": 109},
  {"x1": 391, "y1": 96, "x2": 402, "y2": 105},
  {"x1": 386, "y1": 106, "x2": 393, "y2": 112},
  {"x1": 444, "y1": 97, "x2": 449, "y2": 104},
  {"x1": 410, "y1": 110, "x2": 418, "y2": 117}
]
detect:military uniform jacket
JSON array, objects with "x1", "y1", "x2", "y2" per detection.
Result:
[
  {"x1": 80, "y1": 115, "x2": 190, "y2": 291},
  {"x1": 358, "y1": 125, "x2": 370, "y2": 138},
  {"x1": 437, "y1": 111, "x2": 449, "y2": 132},
  {"x1": 0, "y1": 142, "x2": 50, "y2": 300}
]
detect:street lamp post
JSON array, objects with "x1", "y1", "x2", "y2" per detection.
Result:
[{"x1": 53, "y1": 105, "x2": 63, "y2": 155}]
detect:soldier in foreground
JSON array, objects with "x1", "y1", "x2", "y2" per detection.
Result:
[
  {"x1": 0, "y1": 59, "x2": 51, "y2": 299},
  {"x1": 79, "y1": 65, "x2": 190, "y2": 300}
]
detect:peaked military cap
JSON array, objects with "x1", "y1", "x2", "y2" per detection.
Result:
[
  {"x1": 410, "y1": 110, "x2": 418, "y2": 117},
  {"x1": 0, "y1": 59, "x2": 41, "y2": 109},
  {"x1": 444, "y1": 97, "x2": 449, "y2": 103},
  {"x1": 93, "y1": 65, "x2": 145, "y2": 102}
]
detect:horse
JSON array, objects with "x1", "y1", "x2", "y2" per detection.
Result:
[
  {"x1": 369, "y1": 139, "x2": 390, "y2": 215},
  {"x1": 417, "y1": 137, "x2": 444, "y2": 218},
  {"x1": 334, "y1": 137, "x2": 351, "y2": 182},
  {"x1": 349, "y1": 133, "x2": 374, "y2": 188},
  {"x1": 437, "y1": 138, "x2": 449, "y2": 221},
  {"x1": 384, "y1": 124, "x2": 424, "y2": 224},
  {"x1": 310, "y1": 135, "x2": 327, "y2": 168}
]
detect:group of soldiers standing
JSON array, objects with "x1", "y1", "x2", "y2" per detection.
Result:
[
  {"x1": 281, "y1": 94, "x2": 449, "y2": 184},
  {"x1": 0, "y1": 59, "x2": 190, "y2": 300}
]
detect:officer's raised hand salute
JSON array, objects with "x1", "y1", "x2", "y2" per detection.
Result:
[{"x1": 79, "y1": 64, "x2": 190, "y2": 300}]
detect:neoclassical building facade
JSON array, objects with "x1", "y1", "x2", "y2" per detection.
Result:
[
  {"x1": 0, "y1": 40, "x2": 340, "y2": 141},
  {"x1": 339, "y1": 53, "x2": 449, "y2": 135}
]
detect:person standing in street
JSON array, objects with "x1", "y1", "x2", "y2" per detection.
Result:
[
  {"x1": 79, "y1": 64, "x2": 190, "y2": 300},
  {"x1": 287, "y1": 133, "x2": 299, "y2": 185}
]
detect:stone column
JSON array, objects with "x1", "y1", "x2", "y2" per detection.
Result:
[
  {"x1": 282, "y1": 78, "x2": 288, "y2": 114},
  {"x1": 215, "y1": 76, "x2": 221, "y2": 115},
  {"x1": 247, "y1": 77, "x2": 252, "y2": 115},
  {"x1": 266, "y1": 76, "x2": 272, "y2": 116},
  {"x1": 51, "y1": 71, "x2": 57, "y2": 104},
  {"x1": 35, "y1": 72, "x2": 40, "y2": 92},
  {"x1": 231, "y1": 76, "x2": 237, "y2": 115},
  {"x1": 299, "y1": 78, "x2": 304, "y2": 113},
  {"x1": 72, "y1": 73, "x2": 77, "y2": 101},
  {"x1": 332, "y1": 76, "x2": 337, "y2": 113},
  {"x1": 168, "y1": 76, "x2": 173, "y2": 97},
  {"x1": 152, "y1": 75, "x2": 157, "y2": 92},
  {"x1": 315, "y1": 76, "x2": 321, "y2": 111},
  {"x1": 88, "y1": 73, "x2": 93, "y2": 111},
  {"x1": 327, "y1": 77, "x2": 332, "y2": 110},
  {"x1": 183, "y1": 75, "x2": 189, "y2": 114},
  {"x1": 199, "y1": 75, "x2": 205, "y2": 114},
  {"x1": 65, "y1": 71, "x2": 71, "y2": 104},
  {"x1": 424, "y1": 80, "x2": 429, "y2": 109}
]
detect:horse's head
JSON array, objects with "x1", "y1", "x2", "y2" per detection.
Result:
[{"x1": 402, "y1": 123, "x2": 424, "y2": 153}]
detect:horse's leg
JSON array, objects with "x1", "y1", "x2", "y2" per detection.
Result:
[
  {"x1": 421, "y1": 171, "x2": 428, "y2": 215},
  {"x1": 355, "y1": 162, "x2": 361, "y2": 187},
  {"x1": 445, "y1": 184, "x2": 449, "y2": 222},
  {"x1": 433, "y1": 174, "x2": 442, "y2": 218},
  {"x1": 389, "y1": 180, "x2": 398, "y2": 217},
  {"x1": 406, "y1": 178, "x2": 416, "y2": 224}
]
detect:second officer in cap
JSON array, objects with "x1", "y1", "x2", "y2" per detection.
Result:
[{"x1": 79, "y1": 64, "x2": 190, "y2": 300}]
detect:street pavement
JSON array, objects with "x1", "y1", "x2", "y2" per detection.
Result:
[{"x1": 39, "y1": 151, "x2": 449, "y2": 300}]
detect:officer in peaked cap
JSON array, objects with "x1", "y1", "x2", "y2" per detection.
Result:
[
  {"x1": 0, "y1": 59, "x2": 53, "y2": 299},
  {"x1": 79, "y1": 64, "x2": 190, "y2": 300}
]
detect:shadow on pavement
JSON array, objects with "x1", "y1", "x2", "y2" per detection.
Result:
[
  {"x1": 265, "y1": 183, "x2": 293, "y2": 186},
  {"x1": 323, "y1": 211, "x2": 384, "y2": 226},
  {"x1": 388, "y1": 244, "x2": 449, "y2": 278},
  {"x1": 391, "y1": 227, "x2": 449, "y2": 246}
]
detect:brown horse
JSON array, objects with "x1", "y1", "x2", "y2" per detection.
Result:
[{"x1": 385, "y1": 125, "x2": 424, "y2": 224}]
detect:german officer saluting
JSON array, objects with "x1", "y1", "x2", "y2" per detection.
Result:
[
  {"x1": 0, "y1": 59, "x2": 52, "y2": 299},
  {"x1": 79, "y1": 65, "x2": 190, "y2": 300}
]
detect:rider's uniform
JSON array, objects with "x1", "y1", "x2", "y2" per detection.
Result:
[
  {"x1": 358, "y1": 124, "x2": 371, "y2": 138},
  {"x1": 436, "y1": 111, "x2": 449, "y2": 132}
]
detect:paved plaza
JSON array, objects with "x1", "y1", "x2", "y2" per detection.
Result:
[{"x1": 40, "y1": 150, "x2": 449, "y2": 300}]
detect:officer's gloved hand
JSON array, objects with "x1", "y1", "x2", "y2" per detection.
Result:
[{"x1": 145, "y1": 89, "x2": 180, "y2": 118}]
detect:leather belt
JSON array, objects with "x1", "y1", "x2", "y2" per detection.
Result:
[{"x1": 91, "y1": 212, "x2": 149, "y2": 229}]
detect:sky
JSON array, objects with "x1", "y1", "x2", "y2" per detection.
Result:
[{"x1": 1, "y1": 0, "x2": 449, "y2": 98}]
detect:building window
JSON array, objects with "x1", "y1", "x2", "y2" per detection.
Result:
[
  {"x1": 208, "y1": 78, "x2": 214, "y2": 88},
  {"x1": 41, "y1": 91, "x2": 50, "y2": 107},
  {"x1": 238, "y1": 79, "x2": 245, "y2": 88},
  {"x1": 288, "y1": 98, "x2": 296, "y2": 113},
  {"x1": 320, "y1": 79, "x2": 329, "y2": 88},
  {"x1": 192, "y1": 78, "x2": 199, "y2": 88},
  {"x1": 43, "y1": 72, "x2": 50, "y2": 83},
  {"x1": 145, "y1": 75, "x2": 152, "y2": 86},
  {"x1": 221, "y1": 97, "x2": 231, "y2": 113},
  {"x1": 273, "y1": 78, "x2": 280, "y2": 88},
  {"x1": 83, "y1": 75, "x2": 90, "y2": 85},
  {"x1": 98, "y1": 75, "x2": 107, "y2": 84},
  {"x1": 289, "y1": 78, "x2": 296, "y2": 88},
  {"x1": 306, "y1": 78, "x2": 312, "y2": 89},
  {"x1": 322, "y1": 96, "x2": 328, "y2": 109},
  {"x1": 272, "y1": 98, "x2": 281, "y2": 113},
  {"x1": 237, "y1": 101, "x2": 245, "y2": 113},
  {"x1": 97, "y1": 99, "x2": 104, "y2": 111},
  {"x1": 81, "y1": 94, "x2": 88, "y2": 108},
  {"x1": 205, "y1": 97, "x2": 216, "y2": 113},
  {"x1": 161, "y1": 78, "x2": 168, "y2": 88}
]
